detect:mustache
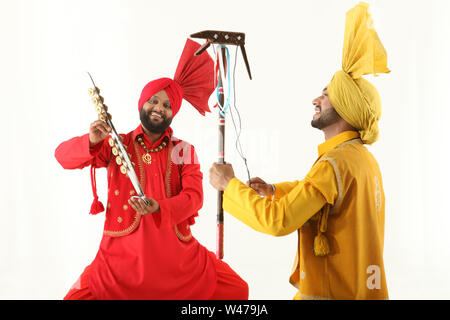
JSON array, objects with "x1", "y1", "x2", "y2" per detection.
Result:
[{"x1": 147, "y1": 110, "x2": 165, "y2": 120}]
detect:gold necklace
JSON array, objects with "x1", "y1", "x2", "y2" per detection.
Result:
[{"x1": 137, "y1": 135, "x2": 167, "y2": 164}]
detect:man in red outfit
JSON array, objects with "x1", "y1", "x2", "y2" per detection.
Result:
[{"x1": 55, "y1": 39, "x2": 248, "y2": 300}]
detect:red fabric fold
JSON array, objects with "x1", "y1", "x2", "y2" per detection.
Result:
[{"x1": 173, "y1": 38, "x2": 215, "y2": 116}]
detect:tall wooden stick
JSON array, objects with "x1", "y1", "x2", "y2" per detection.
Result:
[
  {"x1": 190, "y1": 31, "x2": 252, "y2": 260},
  {"x1": 216, "y1": 46, "x2": 226, "y2": 260}
]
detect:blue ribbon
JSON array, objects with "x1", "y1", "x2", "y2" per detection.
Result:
[{"x1": 216, "y1": 45, "x2": 231, "y2": 118}]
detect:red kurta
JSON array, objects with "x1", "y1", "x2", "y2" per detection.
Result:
[{"x1": 55, "y1": 125, "x2": 217, "y2": 299}]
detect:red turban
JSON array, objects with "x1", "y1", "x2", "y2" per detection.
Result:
[{"x1": 138, "y1": 39, "x2": 215, "y2": 118}]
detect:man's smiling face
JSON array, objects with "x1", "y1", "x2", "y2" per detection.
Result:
[
  {"x1": 311, "y1": 87, "x2": 340, "y2": 130},
  {"x1": 140, "y1": 90, "x2": 173, "y2": 134}
]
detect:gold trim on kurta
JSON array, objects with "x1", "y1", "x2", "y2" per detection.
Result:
[
  {"x1": 104, "y1": 213, "x2": 141, "y2": 237},
  {"x1": 165, "y1": 141, "x2": 173, "y2": 198},
  {"x1": 174, "y1": 224, "x2": 192, "y2": 242},
  {"x1": 103, "y1": 133, "x2": 147, "y2": 237}
]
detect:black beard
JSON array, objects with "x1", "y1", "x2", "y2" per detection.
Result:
[
  {"x1": 140, "y1": 108, "x2": 173, "y2": 134},
  {"x1": 311, "y1": 107, "x2": 340, "y2": 129}
]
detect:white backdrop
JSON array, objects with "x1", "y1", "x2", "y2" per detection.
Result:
[{"x1": 1, "y1": 0, "x2": 449, "y2": 300}]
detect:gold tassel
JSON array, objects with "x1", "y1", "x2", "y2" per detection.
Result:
[
  {"x1": 313, "y1": 204, "x2": 331, "y2": 257},
  {"x1": 313, "y1": 233, "x2": 330, "y2": 257}
]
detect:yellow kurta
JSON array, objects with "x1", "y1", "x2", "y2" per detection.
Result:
[{"x1": 223, "y1": 131, "x2": 388, "y2": 299}]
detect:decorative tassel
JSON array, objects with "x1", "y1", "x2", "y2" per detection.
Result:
[
  {"x1": 89, "y1": 164, "x2": 105, "y2": 215},
  {"x1": 90, "y1": 196, "x2": 105, "y2": 215},
  {"x1": 313, "y1": 203, "x2": 331, "y2": 257},
  {"x1": 314, "y1": 233, "x2": 330, "y2": 257}
]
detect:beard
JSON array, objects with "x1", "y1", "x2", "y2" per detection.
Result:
[
  {"x1": 140, "y1": 108, "x2": 173, "y2": 134},
  {"x1": 311, "y1": 107, "x2": 341, "y2": 129}
]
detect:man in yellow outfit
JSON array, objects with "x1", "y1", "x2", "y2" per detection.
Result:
[{"x1": 209, "y1": 2, "x2": 389, "y2": 300}]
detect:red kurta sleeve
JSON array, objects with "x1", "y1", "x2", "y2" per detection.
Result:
[
  {"x1": 55, "y1": 133, "x2": 111, "y2": 169},
  {"x1": 157, "y1": 151, "x2": 203, "y2": 228}
]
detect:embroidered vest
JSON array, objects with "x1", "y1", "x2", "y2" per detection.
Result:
[{"x1": 91, "y1": 132, "x2": 195, "y2": 241}]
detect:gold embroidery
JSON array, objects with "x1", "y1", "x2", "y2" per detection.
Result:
[
  {"x1": 174, "y1": 224, "x2": 192, "y2": 242},
  {"x1": 103, "y1": 134, "x2": 147, "y2": 237},
  {"x1": 104, "y1": 135, "x2": 187, "y2": 239},
  {"x1": 107, "y1": 203, "x2": 111, "y2": 209},
  {"x1": 165, "y1": 141, "x2": 173, "y2": 198},
  {"x1": 117, "y1": 216, "x2": 123, "y2": 223},
  {"x1": 123, "y1": 205, "x2": 128, "y2": 210},
  {"x1": 104, "y1": 213, "x2": 141, "y2": 237},
  {"x1": 114, "y1": 190, "x2": 119, "y2": 196}
]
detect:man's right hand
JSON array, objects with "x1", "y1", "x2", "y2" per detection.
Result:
[
  {"x1": 89, "y1": 120, "x2": 111, "y2": 147},
  {"x1": 246, "y1": 177, "x2": 274, "y2": 197}
]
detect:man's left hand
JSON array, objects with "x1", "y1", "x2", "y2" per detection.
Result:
[
  {"x1": 209, "y1": 163, "x2": 235, "y2": 191},
  {"x1": 128, "y1": 197, "x2": 160, "y2": 215}
]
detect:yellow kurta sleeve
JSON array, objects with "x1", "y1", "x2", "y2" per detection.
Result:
[
  {"x1": 223, "y1": 160, "x2": 339, "y2": 237},
  {"x1": 273, "y1": 181, "x2": 299, "y2": 200}
]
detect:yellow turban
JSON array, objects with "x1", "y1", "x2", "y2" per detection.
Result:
[{"x1": 327, "y1": 2, "x2": 390, "y2": 145}]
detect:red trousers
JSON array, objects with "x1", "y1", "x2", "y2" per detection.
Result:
[{"x1": 64, "y1": 254, "x2": 248, "y2": 300}]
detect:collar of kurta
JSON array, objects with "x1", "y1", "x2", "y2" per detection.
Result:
[
  {"x1": 317, "y1": 130, "x2": 360, "y2": 157},
  {"x1": 133, "y1": 125, "x2": 173, "y2": 147}
]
